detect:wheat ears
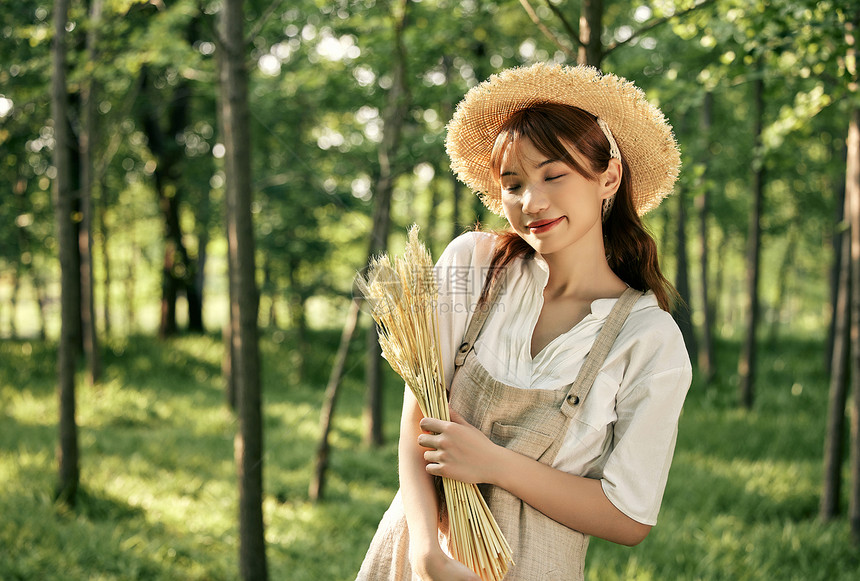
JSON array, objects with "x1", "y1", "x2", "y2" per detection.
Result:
[{"x1": 355, "y1": 226, "x2": 513, "y2": 581}]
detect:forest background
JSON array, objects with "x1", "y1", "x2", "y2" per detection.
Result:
[{"x1": 2, "y1": 0, "x2": 860, "y2": 579}]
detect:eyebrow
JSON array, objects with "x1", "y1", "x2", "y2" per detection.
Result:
[{"x1": 500, "y1": 158, "x2": 562, "y2": 177}]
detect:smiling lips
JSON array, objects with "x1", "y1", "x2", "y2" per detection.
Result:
[{"x1": 526, "y1": 217, "x2": 564, "y2": 234}]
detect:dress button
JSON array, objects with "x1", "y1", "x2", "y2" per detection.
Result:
[
  {"x1": 567, "y1": 394, "x2": 580, "y2": 405},
  {"x1": 458, "y1": 342, "x2": 470, "y2": 353}
]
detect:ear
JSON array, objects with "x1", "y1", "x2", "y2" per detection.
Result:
[{"x1": 599, "y1": 158, "x2": 623, "y2": 200}]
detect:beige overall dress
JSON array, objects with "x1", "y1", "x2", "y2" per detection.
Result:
[{"x1": 357, "y1": 281, "x2": 643, "y2": 580}]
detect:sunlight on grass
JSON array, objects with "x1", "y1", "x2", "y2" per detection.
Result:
[
  {"x1": 2, "y1": 384, "x2": 56, "y2": 425},
  {"x1": 267, "y1": 400, "x2": 320, "y2": 438},
  {"x1": 0, "y1": 447, "x2": 53, "y2": 488},
  {"x1": 677, "y1": 451, "x2": 820, "y2": 519},
  {"x1": 737, "y1": 458, "x2": 819, "y2": 509},
  {"x1": 3, "y1": 334, "x2": 859, "y2": 580}
]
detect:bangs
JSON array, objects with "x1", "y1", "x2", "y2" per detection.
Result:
[{"x1": 488, "y1": 104, "x2": 604, "y2": 186}]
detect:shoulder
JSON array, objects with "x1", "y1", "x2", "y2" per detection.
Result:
[
  {"x1": 436, "y1": 231, "x2": 498, "y2": 269},
  {"x1": 617, "y1": 293, "x2": 691, "y2": 375}
]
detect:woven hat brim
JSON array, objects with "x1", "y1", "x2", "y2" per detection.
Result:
[{"x1": 445, "y1": 63, "x2": 681, "y2": 216}]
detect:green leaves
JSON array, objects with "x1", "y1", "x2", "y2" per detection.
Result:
[{"x1": 0, "y1": 0, "x2": 852, "y2": 338}]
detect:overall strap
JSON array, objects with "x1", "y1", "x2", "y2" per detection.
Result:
[
  {"x1": 561, "y1": 287, "x2": 643, "y2": 418},
  {"x1": 453, "y1": 273, "x2": 505, "y2": 368}
]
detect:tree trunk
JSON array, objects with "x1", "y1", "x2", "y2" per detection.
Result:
[
  {"x1": 365, "y1": 331, "x2": 385, "y2": 446},
  {"x1": 67, "y1": 100, "x2": 83, "y2": 356},
  {"x1": 364, "y1": 0, "x2": 411, "y2": 448},
  {"x1": 12, "y1": 175, "x2": 30, "y2": 339},
  {"x1": 712, "y1": 227, "x2": 727, "y2": 333},
  {"x1": 427, "y1": 178, "x2": 439, "y2": 247},
  {"x1": 674, "y1": 182, "x2": 698, "y2": 361},
  {"x1": 195, "y1": 187, "x2": 211, "y2": 329},
  {"x1": 9, "y1": 267, "x2": 19, "y2": 338},
  {"x1": 52, "y1": 0, "x2": 79, "y2": 507},
  {"x1": 828, "y1": 146, "x2": 848, "y2": 368},
  {"x1": 219, "y1": 32, "x2": 235, "y2": 414},
  {"x1": 310, "y1": 300, "x2": 360, "y2": 502},
  {"x1": 126, "y1": 244, "x2": 138, "y2": 334},
  {"x1": 310, "y1": 208, "x2": 396, "y2": 495},
  {"x1": 697, "y1": 91, "x2": 715, "y2": 383},
  {"x1": 310, "y1": 0, "x2": 412, "y2": 499},
  {"x1": 443, "y1": 56, "x2": 463, "y2": 241},
  {"x1": 847, "y1": 16, "x2": 860, "y2": 546},
  {"x1": 822, "y1": 192, "x2": 851, "y2": 521},
  {"x1": 451, "y1": 173, "x2": 463, "y2": 240},
  {"x1": 738, "y1": 74, "x2": 765, "y2": 410},
  {"x1": 99, "y1": 175, "x2": 112, "y2": 338},
  {"x1": 219, "y1": 0, "x2": 268, "y2": 576},
  {"x1": 33, "y1": 270, "x2": 48, "y2": 340},
  {"x1": 849, "y1": 105, "x2": 860, "y2": 545},
  {"x1": 659, "y1": 201, "x2": 673, "y2": 273},
  {"x1": 578, "y1": 0, "x2": 604, "y2": 66},
  {"x1": 158, "y1": 187, "x2": 204, "y2": 336},
  {"x1": 140, "y1": 67, "x2": 204, "y2": 338},
  {"x1": 263, "y1": 255, "x2": 277, "y2": 328},
  {"x1": 224, "y1": 318, "x2": 236, "y2": 410},
  {"x1": 79, "y1": 0, "x2": 102, "y2": 385},
  {"x1": 847, "y1": 11, "x2": 860, "y2": 546},
  {"x1": 768, "y1": 232, "x2": 797, "y2": 341},
  {"x1": 160, "y1": 232, "x2": 179, "y2": 337},
  {"x1": 286, "y1": 257, "x2": 307, "y2": 381}
]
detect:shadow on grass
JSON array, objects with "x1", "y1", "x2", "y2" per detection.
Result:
[
  {"x1": 0, "y1": 339, "x2": 59, "y2": 396},
  {"x1": 685, "y1": 336, "x2": 829, "y2": 460},
  {"x1": 101, "y1": 334, "x2": 224, "y2": 393},
  {"x1": 0, "y1": 484, "x2": 188, "y2": 581},
  {"x1": 666, "y1": 449, "x2": 820, "y2": 522},
  {"x1": 64, "y1": 487, "x2": 147, "y2": 522},
  {"x1": 2, "y1": 327, "x2": 407, "y2": 580},
  {"x1": 586, "y1": 335, "x2": 859, "y2": 580}
]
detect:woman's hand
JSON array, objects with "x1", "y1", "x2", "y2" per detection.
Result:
[
  {"x1": 418, "y1": 408, "x2": 653, "y2": 547},
  {"x1": 417, "y1": 410, "x2": 500, "y2": 485},
  {"x1": 412, "y1": 548, "x2": 481, "y2": 581}
]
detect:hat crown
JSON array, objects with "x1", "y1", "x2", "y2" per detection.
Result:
[{"x1": 445, "y1": 63, "x2": 681, "y2": 216}]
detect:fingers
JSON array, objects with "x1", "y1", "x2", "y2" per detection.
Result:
[
  {"x1": 423, "y1": 448, "x2": 442, "y2": 466},
  {"x1": 419, "y1": 411, "x2": 470, "y2": 433},
  {"x1": 416, "y1": 431, "x2": 439, "y2": 450},
  {"x1": 423, "y1": 448, "x2": 445, "y2": 478},
  {"x1": 419, "y1": 416, "x2": 447, "y2": 433},
  {"x1": 416, "y1": 414, "x2": 469, "y2": 451},
  {"x1": 424, "y1": 462, "x2": 442, "y2": 477},
  {"x1": 448, "y1": 408, "x2": 468, "y2": 424}
]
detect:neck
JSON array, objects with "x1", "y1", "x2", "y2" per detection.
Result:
[{"x1": 540, "y1": 236, "x2": 625, "y2": 301}]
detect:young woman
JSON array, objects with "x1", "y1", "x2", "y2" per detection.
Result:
[{"x1": 358, "y1": 63, "x2": 692, "y2": 581}]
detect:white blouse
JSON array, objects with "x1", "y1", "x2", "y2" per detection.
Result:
[{"x1": 434, "y1": 232, "x2": 692, "y2": 525}]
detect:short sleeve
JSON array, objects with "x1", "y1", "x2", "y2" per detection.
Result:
[
  {"x1": 434, "y1": 232, "x2": 496, "y2": 391},
  {"x1": 600, "y1": 361, "x2": 691, "y2": 525}
]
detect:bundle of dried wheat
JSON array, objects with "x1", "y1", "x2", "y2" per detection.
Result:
[{"x1": 355, "y1": 226, "x2": 513, "y2": 581}]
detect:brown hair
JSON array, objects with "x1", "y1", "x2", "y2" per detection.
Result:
[{"x1": 477, "y1": 103, "x2": 678, "y2": 312}]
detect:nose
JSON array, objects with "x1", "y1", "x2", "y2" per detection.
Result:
[{"x1": 521, "y1": 185, "x2": 549, "y2": 215}]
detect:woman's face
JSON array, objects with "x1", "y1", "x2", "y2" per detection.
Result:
[{"x1": 499, "y1": 137, "x2": 620, "y2": 257}]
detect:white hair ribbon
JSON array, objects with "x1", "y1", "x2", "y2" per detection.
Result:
[
  {"x1": 596, "y1": 118, "x2": 620, "y2": 220},
  {"x1": 596, "y1": 117, "x2": 621, "y2": 160}
]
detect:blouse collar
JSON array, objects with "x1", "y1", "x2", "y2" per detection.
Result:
[{"x1": 526, "y1": 254, "x2": 658, "y2": 319}]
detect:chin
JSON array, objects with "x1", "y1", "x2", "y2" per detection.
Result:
[{"x1": 524, "y1": 239, "x2": 559, "y2": 255}]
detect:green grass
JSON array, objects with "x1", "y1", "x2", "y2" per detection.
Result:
[
  {"x1": 1, "y1": 330, "x2": 401, "y2": 580},
  {"x1": 1, "y1": 332, "x2": 859, "y2": 580},
  {"x1": 586, "y1": 337, "x2": 860, "y2": 580}
]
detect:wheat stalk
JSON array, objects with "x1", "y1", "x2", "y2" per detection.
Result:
[{"x1": 355, "y1": 225, "x2": 513, "y2": 581}]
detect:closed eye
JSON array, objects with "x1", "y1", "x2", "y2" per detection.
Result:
[{"x1": 545, "y1": 174, "x2": 566, "y2": 182}]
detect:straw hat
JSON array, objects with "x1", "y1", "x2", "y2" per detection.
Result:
[{"x1": 445, "y1": 62, "x2": 681, "y2": 216}]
